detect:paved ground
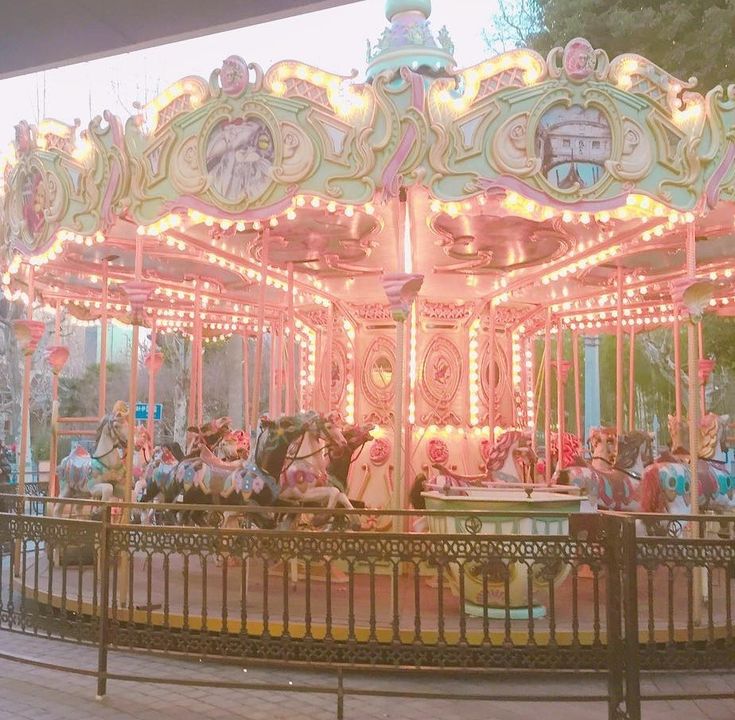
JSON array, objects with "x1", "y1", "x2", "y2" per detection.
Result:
[{"x1": 0, "y1": 632, "x2": 733, "y2": 720}]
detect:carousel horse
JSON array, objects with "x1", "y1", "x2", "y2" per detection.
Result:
[
  {"x1": 278, "y1": 413, "x2": 360, "y2": 527},
  {"x1": 220, "y1": 411, "x2": 330, "y2": 514},
  {"x1": 430, "y1": 429, "x2": 536, "y2": 488},
  {"x1": 326, "y1": 421, "x2": 374, "y2": 495},
  {"x1": 640, "y1": 413, "x2": 732, "y2": 523},
  {"x1": 55, "y1": 401, "x2": 129, "y2": 513},
  {"x1": 559, "y1": 427, "x2": 640, "y2": 510}
]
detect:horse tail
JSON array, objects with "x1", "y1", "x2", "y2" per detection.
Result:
[{"x1": 641, "y1": 464, "x2": 666, "y2": 514}]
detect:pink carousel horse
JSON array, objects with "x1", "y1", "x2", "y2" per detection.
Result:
[{"x1": 430, "y1": 429, "x2": 537, "y2": 488}]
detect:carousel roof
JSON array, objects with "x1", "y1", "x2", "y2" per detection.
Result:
[{"x1": 2, "y1": 0, "x2": 735, "y2": 339}]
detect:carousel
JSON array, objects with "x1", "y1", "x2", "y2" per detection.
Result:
[{"x1": 2, "y1": 0, "x2": 735, "y2": 622}]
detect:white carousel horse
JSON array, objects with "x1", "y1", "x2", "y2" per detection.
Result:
[
  {"x1": 55, "y1": 401, "x2": 129, "y2": 514},
  {"x1": 560, "y1": 427, "x2": 641, "y2": 511},
  {"x1": 430, "y1": 429, "x2": 536, "y2": 488},
  {"x1": 280, "y1": 412, "x2": 354, "y2": 515},
  {"x1": 641, "y1": 414, "x2": 733, "y2": 524}
]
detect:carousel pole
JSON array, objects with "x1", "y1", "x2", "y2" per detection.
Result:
[
  {"x1": 48, "y1": 303, "x2": 63, "y2": 498},
  {"x1": 251, "y1": 230, "x2": 269, "y2": 428},
  {"x1": 188, "y1": 286, "x2": 200, "y2": 429},
  {"x1": 17, "y1": 266, "x2": 36, "y2": 501},
  {"x1": 196, "y1": 322, "x2": 204, "y2": 426},
  {"x1": 572, "y1": 330, "x2": 582, "y2": 440},
  {"x1": 269, "y1": 323, "x2": 279, "y2": 416},
  {"x1": 616, "y1": 266, "x2": 624, "y2": 436},
  {"x1": 383, "y1": 273, "x2": 423, "y2": 531},
  {"x1": 628, "y1": 326, "x2": 636, "y2": 433},
  {"x1": 555, "y1": 323, "x2": 565, "y2": 474},
  {"x1": 673, "y1": 314, "x2": 682, "y2": 444},
  {"x1": 99, "y1": 260, "x2": 109, "y2": 416},
  {"x1": 697, "y1": 322, "x2": 706, "y2": 416},
  {"x1": 285, "y1": 263, "x2": 295, "y2": 415},
  {"x1": 242, "y1": 333, "x2": 250, "y2": 432},
  {"x1": 487, "y1": 305, "x2": 496, "y2": 446},
  {"x1": 324, "y1": 303, "x2": 334, "y2": 413},
  {"x1": 544, "y1": 309, "x2": 552, "y2": 483},
  {"x1": 123, "y1": 235, "x2": 146, "y2": 515},
  {"x1": 146, "y1": 322, "x2": 158, "y2": 444},
  {"x1": 684, "y1": 221, "x2": 702, "y2": 625}
]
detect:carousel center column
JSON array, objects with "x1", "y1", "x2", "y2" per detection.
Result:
[{"x1": 382, "y1": 273, "x2": 423, "y2": 532}]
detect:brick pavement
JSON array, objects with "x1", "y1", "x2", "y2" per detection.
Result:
[{"x1": 0, "y1": 632, "x2": 732, "y2": 720}]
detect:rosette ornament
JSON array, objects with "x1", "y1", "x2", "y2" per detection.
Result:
[
  {"x1": 13, "y1": 319, "x2": 45, "y2": 356},
  {"x1": 46, "y1": 345, "x2": 70, "y2": 375},
  {"x1": 121, "y1": 280, "x2": 156, "y2": 325}
]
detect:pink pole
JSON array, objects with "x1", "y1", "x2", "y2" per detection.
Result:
[
  {"x1": 49, "y1": 302, "x2": 62, "y2": 498},
  {"x1": 18, "y1": 267, "x2": 36, "y2": 500},
  {"x1": 196, "y1": 325, "x2": 203, "y2": 426},
  {"x1": 698, "y1": 322, "x2": 705, "y2": 415},
  {"x1": 188, "y1": 286, "x2": 200, "y2": 429},
  {"x1": 673, "y1": 313, "x2": 682, "y2": 443},
  {"x1": 242, "y1": 334, "x2": 250, "y2": 432},
  {"x1": 487, "y1": 305, "x2": 496, "y2": 445},
  {"x1": 146, "y1": 323, "x2": 157, "y2": 443},
  {"x1": 98, "y1": 260, "x2": 109, "y2": 416},
  {"x1": 285, "y1": 263, "x2": 295, "y2": 415},
  {"x1": 325, "y1": 303, "x2": 334, "y2": 412},
  {"x1": 251, "y1": 230, "x2": 269, "y2": 428},
  {"x1": 628, "y1": 326, "x2": 636, "y2": 432},
  {"x1": 555, "y1": 323, "x2": 564, "y2": 472},
  {"x1": 544, "y1": 309, "x2": 552, "y2": 483},
  {"x1": 616, "y1": 266, "x2": 624, "y2": 436},
  {"x1": 572, "y1": 330, "x2": 582, "y2": 440}
]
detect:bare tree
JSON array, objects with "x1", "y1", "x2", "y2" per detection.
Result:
[{"x1": 482, "y1": 0, "x2": 544, "y2": 53}]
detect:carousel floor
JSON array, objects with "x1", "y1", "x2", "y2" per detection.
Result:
[{"x1": 6, "y1": 549, "x2": 734, "y2": 646}]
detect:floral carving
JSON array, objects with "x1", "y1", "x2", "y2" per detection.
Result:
[
  {"x1": 427, "y1": 438, "x2": 449, "y2": 465},
  {"x1": 369, "y1": 437, "x2": 391, "y2": 466},
  {"x1": 421, "y1": 301, "x2": 472, "y2": 321},
  {"x1": 420, "y1": 336, "x2": 462, "y2": 424}
]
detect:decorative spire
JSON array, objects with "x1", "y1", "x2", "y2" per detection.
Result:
[{"x1": 366, "y1": 0, "x2": 455, "y2": 82}]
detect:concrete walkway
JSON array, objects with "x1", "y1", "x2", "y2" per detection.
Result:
[{"x1": 0, "y1": 632, "x2": 732, "y2": 720}]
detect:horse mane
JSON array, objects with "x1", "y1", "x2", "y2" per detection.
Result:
[
  {"x1": 93, "y1": 414, "x2": 109, "y2": 452},
  {"x1": 485, "y1": 430, "x2": 523, "y2": 472},
  {"x1": 699, "y1": 413, "x2": 718, "y2": 459},
  {"x1": 616, "y1": 431, "x2": 650, "y2": 470}
]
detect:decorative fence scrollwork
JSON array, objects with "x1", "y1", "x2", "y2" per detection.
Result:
[{"x1": 0, "y1": 496, "x2": 733, "y2": 720}]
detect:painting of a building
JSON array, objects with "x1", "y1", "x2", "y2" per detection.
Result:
[{"x1": 536, "y1": 105, "x2": 611, "y2": 189}]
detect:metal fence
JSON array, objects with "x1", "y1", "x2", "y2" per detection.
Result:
[{"x1": 0, "y1": 494, "x2": 733, "y2": 720}]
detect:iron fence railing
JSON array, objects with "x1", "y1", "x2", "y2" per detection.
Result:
[{"x1": 0, "y1": 496, "x2": 733, "y2": 720}]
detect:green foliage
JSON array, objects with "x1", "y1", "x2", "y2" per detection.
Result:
[{"x1": 487, "y1": 0, "x2": 735, "y2": 90}]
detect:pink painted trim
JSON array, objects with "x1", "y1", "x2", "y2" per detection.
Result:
[
  {"x1": 101, "y1": 164, "x2": 121, "y2": 227},
  {"x1": 381, "y1": 127, "x2": 417, "y2": 199},
  {"x1": 164, "y1": 188, "x2": 297, "y2": 221},
  {"x1": 381, "y1": 70, "x2": 425, "y2": 199},
  {"x1": 705, "y1": 145, "x2": 735, "y2": 208}
]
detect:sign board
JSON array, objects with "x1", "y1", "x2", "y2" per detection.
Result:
[{"x1": 135, "y1": 403, "x2": 162, "y2": 421}]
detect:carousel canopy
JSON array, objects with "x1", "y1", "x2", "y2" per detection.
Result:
[{"x1": 2, "y1": 0, "x2": 735, "y2": 341}]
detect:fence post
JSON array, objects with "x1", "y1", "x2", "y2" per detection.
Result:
[
  {"x1": 621, "y1": 517, "x2": 641, "y2": 720},
  {"x1": 605, "y1": 514, "x2": 625, "y2": 720},
  {"x1": 96, "y1": 505, "x2": 111, "y2": 700}
]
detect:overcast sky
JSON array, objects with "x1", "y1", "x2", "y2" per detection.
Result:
[{"x1": 1, "y1": 0, "x2": 499, "y2": 141}]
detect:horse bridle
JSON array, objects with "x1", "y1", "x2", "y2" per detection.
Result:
[{"x1": 91, "y1": 415, "x2": 128, "y2": 469}]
